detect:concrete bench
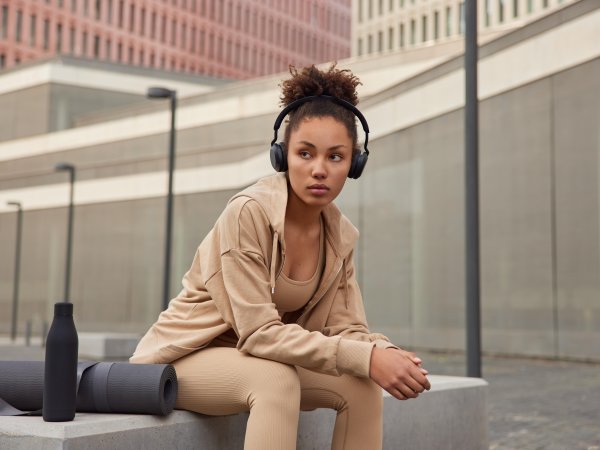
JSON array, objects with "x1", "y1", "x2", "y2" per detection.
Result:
[
  {"x1": 0, "y1": 375, "x2": 488, "y2": 450},
  {"x1": 78, "y1": 332, "x2": 141, "y2": 360}
]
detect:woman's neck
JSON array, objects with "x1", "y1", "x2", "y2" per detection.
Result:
[{"x1": 285, "y1": 188, "x2": 323, "y2": 230}]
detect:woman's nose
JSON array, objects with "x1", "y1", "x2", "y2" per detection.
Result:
[{"x1": 311, "y1": 157, "x2": 327, "y2": 178}]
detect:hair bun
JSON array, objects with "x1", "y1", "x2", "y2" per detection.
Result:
[{"x1": 280, "y1": 63, "x2": 362, "y2": 107}]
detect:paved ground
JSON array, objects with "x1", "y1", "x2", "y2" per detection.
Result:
[
  {"x1": 1, "y1": 338, "x2": 598, "y2": 449},
  {"x1": 418, "y1": 350, "x2": 600, "y2": 450}
]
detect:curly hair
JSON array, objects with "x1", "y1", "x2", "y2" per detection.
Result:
[{"x1": 279, "y1": 63, "x2": 363, "y2": 153}]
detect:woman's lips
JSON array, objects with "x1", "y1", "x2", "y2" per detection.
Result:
[{"x1": 308, "y1": 185, "x2": 329, "y2": 196}]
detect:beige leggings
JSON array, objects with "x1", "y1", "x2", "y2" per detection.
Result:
[{"x1": 173, "y1": 346, "x2": 383, "y2": 450}]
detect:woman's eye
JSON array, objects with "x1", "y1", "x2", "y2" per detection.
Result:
[
  {"x1": 330, "y1": 154, "x2": 342, "y2": 162},
  {"x1": 300, "y1": 151, "x2": 311, "y2": 159}
]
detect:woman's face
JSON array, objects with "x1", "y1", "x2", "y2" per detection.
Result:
[{"x1": 286, "y1": 116, "x2": 353, "y2": 210}]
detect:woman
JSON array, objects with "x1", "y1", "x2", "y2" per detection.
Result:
[{"x1": 131, "y1": 64, "x2": 430, "y2": 450}]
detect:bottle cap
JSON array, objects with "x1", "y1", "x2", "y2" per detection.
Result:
[{"x1": 54, "y1": 302, "x2": 73, "y2": 316}]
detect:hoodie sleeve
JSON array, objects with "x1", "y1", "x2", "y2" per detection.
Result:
[
  {"x1": 206, "y1": 198, "x2": 376, "y2": 378},
  {"x1": 322, "y1": 248, "x2": 399, "y2": 352}
]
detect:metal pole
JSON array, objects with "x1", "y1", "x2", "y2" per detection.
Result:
[
  {"x1": 465, "y1": 0, "x2": 482, "y2": 378},
  {"x1": 65, "y1": 167, "x2": 75, "y2": 302},
  {"x1": 55, "y1": 163, "x2": 76, "y2": 302},
  {"x1": 7, "y1": 202, "x2": 23, "y2": 341},
  {"x1": 162, "y1": 93, "x2": 177, "y2": 311}
]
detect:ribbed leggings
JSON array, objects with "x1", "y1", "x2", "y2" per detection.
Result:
[{"x1": 172, "y1": 346, "x2": 383, "y2": 450}]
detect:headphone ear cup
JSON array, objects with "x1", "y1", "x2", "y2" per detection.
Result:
[
  {"x1": 270, "y1": 142, "x2": 288, "y2": 172},
  {"x1": 348, "y1": 151, "x2": 368, "y2": 179}
]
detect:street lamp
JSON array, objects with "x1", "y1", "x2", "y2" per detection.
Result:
[
  {"x1": 465, "y1": 0, "x2": 482, "y2": 377},
  {"x1": 6, "y1": 201, "x2": 23, "y2": 341},
  {"x1": 55, "y1": 162, "x2": 76, "y2": 303},
  {"x1": 147, "y1": 87, "x2": 177, "y2": 311}
]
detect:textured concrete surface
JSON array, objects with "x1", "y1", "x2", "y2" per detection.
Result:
[{"x1": 0, "y1": 372, "x2": 487, "y2": 450}]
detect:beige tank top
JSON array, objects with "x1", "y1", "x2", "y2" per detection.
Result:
[{"x1": 271, "y1": 218, "x2": 325, "y2": 313}]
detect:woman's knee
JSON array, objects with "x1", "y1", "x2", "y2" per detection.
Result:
[
  {"x1": 247, "y1": 359, "x2": 301, "y2": 410},
  {"x1": 340, "y1": 375, "x2": 383, "y2": 412}
]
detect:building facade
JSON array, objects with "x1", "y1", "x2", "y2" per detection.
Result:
[
  {"x1": 352, "y1": 0, "x2": 578, "y2": 56},
  {"x1": 0, "y1": 0, "x2": 351, "y2": 79}
]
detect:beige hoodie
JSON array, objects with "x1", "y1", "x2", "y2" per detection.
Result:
[{"x1": 130, "y1": 173, "x2": 396, "y2": 378}]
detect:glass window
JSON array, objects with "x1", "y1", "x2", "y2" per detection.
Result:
[
  {"x1": 95, "y1": 0, "x2": 101, "y2": 20},
  {"x1": 513, "y1": 0, "x2": 519, "y2": 17},
  {"x1": 446, "y1": 6, "x2": 451, "y2": 36},
  {"x1": 16, "y1": 10, "x2": 23, "y2": 43},
  {"x1": 82, "y1": 31, "x2": 88, "y2": 55},
  {"x1": 1, "y1": 5, "x2": 8, "y2": 39},
  {"x1": 421, "y1": 15, "x2": 427, "y2": 42},
  {"x1": 410, "y1": 18, "x2": 415, "y2": 45},
  {"x1": 171, "y1": 18, "x2": 176, "y2": 44},
  {"x1": 118, "y1": 1, "x2": 124, "y2": 27},
  {"x1": 399, "y1": 22, "x2": 404, "y2": 48},
  {"x1": 107, "y1": 0, "x2": 112, "y2": 24},
  {"x1": 434, "y1": 11, "x2": 439, "y2": 40},
  {"x1": 498, "y1": 0, "x2": 505, "y2": 23},
  {"x1": 30, "y1": 15, "x2": 36, "y2": 47},
  {"x1": 56, "y1": 23, "x2": 62, "y2": 53},
  {"x1": 388, "y1": 26, "x2": 393, "y2": 50},
  {"x1": 93, "y1": 34, "x2": 100, "y2": 57},
  {"x1": 0, "y1": 53, "x2": 5, "y2": 68},
  {"x1": 485, "y1": 0, "x2": 491, "y2": 27},
  {"x1": 367, "y1": 33, "x2": 372, "y2": 53},
  {"x1": 358, "y1": 0, "x2": 363, "y2": 23},
  {"x1": 377, "y1": 30, "x2": 383, "y2": 51},
  {"x1": 129, "y1": 4, "x2": 135, "y2": 31},
  {"x1": 379, "y1": 0, "x2": 383, "y2": 15},
  {"x1": 358, "y1": 37, "x2": 363, "y2": 56},
  {"x1": 141, "y1": 9, "x2": 146, "y2": 36},
  {"x1": 69, "y1": 27, "x2": 75, "y2": 53},
  {"x1": 43, "y1": 19, "x2": 50, "y2": 50},
  {"x1": 459, "y1": 2, "x2": 465, "y2": 35}
]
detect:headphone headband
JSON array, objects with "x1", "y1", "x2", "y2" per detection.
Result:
[{"x1": 270, "y1": 95, "x2": 370, "y2": 155}]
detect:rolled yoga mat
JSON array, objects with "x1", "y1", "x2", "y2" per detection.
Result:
[{"x1": 0, "y1": 361, "x2": 177, "y2": 416}]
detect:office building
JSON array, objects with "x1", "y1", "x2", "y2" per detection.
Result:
[{"x1": 0, "y1": 0, "x2": 351, "y2": 79}]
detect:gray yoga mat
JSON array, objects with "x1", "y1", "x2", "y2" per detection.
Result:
[{"x1": 0, "y1": 361, "x2": 177, "y2": 416}]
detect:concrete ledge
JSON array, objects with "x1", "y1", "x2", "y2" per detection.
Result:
[
  {"x1": 0, "y1": 375, "x2": 488, "y2": 450},
  {"x1": 77, "y1": 333, "x2": 140, "y2": 360}
]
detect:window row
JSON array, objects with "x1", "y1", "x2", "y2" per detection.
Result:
[
  {"x1": 358, "y1": 0, "x2": 558, "y2": 24},
  {"x1": 357, "y1": 4, "x2": 465, "y2": 55},
  {"x1": 0, "y1": 6, "x2": 347, "y2": 57},
  {"x1": 13, "y1": 0, "x2": 350, "y2": 40}
]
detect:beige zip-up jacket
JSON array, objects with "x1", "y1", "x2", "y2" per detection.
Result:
[{"x1": 130, "y1": 173, "x2": 396, "y2": 378}]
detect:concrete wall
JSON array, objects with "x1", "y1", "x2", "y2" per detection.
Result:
[{"x1": 336, "y1": 57, "x2": 600, "y2": 360}]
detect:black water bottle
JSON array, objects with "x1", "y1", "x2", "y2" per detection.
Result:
[{"x1": 43, "y1": 302, "x2": 78, "y2": 422}]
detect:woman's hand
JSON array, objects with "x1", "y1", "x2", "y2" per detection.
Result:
[{"x1": 369, "y1": 347, "x2": 431, "y2": 400}]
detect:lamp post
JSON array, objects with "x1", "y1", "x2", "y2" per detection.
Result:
[
  {"x1": 55, "y1": 162, "x2": 76, "y2": 303},
  {"x1": 464, "y1": 0, "x2": 482, "y2": 377},
  {"x1": 147, "y1": 87, "x2": 177, "y2": 311},
  {"x1": 6, "y1": 201, "x2": 23, "y2": 341}
]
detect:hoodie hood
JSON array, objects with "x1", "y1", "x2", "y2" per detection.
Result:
[{"x1": 228, "y1": 172, "x2": 359, "y2": 258}]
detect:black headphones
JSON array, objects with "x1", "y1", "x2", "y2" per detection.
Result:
[{"x1": 269, "y1": 95, "x2": 370, "y2": 179}]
